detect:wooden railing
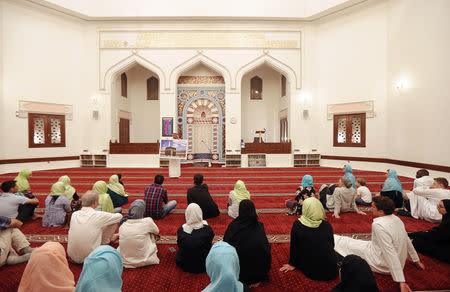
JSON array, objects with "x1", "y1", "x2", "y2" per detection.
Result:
[
  {"x1": 241, "y1": 141, "x2": 291, "y2": 154},
  {"x1": 109, "y1": 141, "x2": 159, "y2": 154}
]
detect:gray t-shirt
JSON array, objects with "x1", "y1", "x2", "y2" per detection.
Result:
[{"x1": 0, "y1": 193, "x2": 29, "y2": 219}]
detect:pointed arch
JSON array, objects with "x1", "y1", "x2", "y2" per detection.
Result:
[
  {"x1": 102, "y1": 53, "x2": 166, "y2": 92},
  {"x1": 169, "y1": 52, "x2": 231, "y2": 92},
  {"x1": 235, "y1": 53, "x2": 300, "y2": 91}
]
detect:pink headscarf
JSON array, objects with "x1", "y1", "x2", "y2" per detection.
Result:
[{"x1": 18, "y1": 241, "x2": 75, "y2": 292}]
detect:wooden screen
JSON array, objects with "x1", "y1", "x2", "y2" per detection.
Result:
[
  {"x1": 28, "y1": 113, "x2": 66, "y2": 148},
  {"x1": 119, "y1": 118, "x2": 130, "y2": 143},
  {"x1": 333, "y1": 113, "x2": 366, "y2": 147}
]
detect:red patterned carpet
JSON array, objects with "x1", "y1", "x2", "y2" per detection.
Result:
[{"x1": 0, "y1": 166, "x2": 448, "y2": 291}]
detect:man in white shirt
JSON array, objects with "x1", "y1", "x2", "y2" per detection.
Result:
[
  {"x1": 334, "y1": 196, "x2": 425, "y2": 292},
  {"x1": 0, "y1": 180, "x2": 39, "y2": 222},
  {"x1": 67, "y1": 190, "x2": 122, "y2": 263},
  {"x1": 407, "y1": 177, "x2": 450, "y2": 223},
  {"x1": 412, "y1": 169, "x2": 434, "y2": 189}
]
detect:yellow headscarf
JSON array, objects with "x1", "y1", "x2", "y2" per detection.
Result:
[
  {"x1": 15, "y1": 169, "x2": 32, "y2": 192},
  {"x1": 231, "y1": 180, "x2": 250, "y2": 203},
  {"x1": 107, "y1": 175, "x2": 127, "y2": 197},
  {"x1": 50, "y1": 182, "x2": 66, "y2": 196},
  {"x1": 299, "y1": 197, "x2": 326, "y2": 228},
  {"x1": 58, "y1": 176, "x2": 76, "y2": 200},
  {"x1": 92, "y1": 181, "x2": 114, "y2": 213}
]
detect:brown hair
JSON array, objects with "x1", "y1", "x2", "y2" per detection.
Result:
[
  {"x1": 416, "y1": 169, "x2": 429, "y2": 179},
  {"x1": 356, "y1": 178, "x2": 366, "y2": 186},
  {"x1": 434, "y1": 177, "x2": 449, "y2": 189},
  {"x1": 372, "y1": 196, "x2": 395, "y2": 215}
]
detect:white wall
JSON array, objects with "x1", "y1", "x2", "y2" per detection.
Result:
[
  {"x1": 386, "y1": 0, "x2": 450, "y2": 166},
  {"x1": 241, "y1": 65, "x2": 282, "y2": 143}
]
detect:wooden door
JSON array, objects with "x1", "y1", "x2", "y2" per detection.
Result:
[{"x1": 119, "y1": 118, "x2": 130, "y2": 143}]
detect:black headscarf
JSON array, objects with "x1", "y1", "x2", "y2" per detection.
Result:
[
  {"x1": 223, "y1": 200, "x2": 259, "y2": 243},
  {"x1": 332, "y1": 255, "x2": 379, "y2": 292},
  {"x1": 429, "y1": 199, "x2": 450, "y2": 238}
]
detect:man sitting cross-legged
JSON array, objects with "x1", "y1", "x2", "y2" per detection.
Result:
[
  {"x1": 0, "y1": 215, "x2": 34, "y2": 267},
  {"x1": 144, "y1": 174, "x2": 177, "y2": 220},
  {"x1": 187, "y1": 174, "x2": 220, "y2": 219},
  {"x1": 334, "y1": 196, "x2": 425, "y2": 292},
  {"x1": 0, "y1": 180, "x2": 39, "y2": 223},
  {"x1": 67, "y1": 190, "x2": 122, "y2": 263}
]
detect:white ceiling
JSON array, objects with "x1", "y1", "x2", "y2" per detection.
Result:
[{"x1": 27, "y1": 0, "x2": 367, "y2": 20}]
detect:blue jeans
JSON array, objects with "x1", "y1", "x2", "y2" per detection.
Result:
[
  {"x1": 355, "y1": 198, "x2": 371, "y2": 206},
  {"x1": 161, "y1": 200, "x2": 177, "y2": 218}
]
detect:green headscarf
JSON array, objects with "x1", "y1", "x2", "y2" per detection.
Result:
[
  {"x1": 107, "y1": 175, "x2": 127, "y2": 197},
  {"x1": 58, "y1": 175, "x2": 76, "y2": 200},
  {"x1": 299, "y1": 197, "x2": 325, "y2": 228},
  {"x1": 93, "y1": 181, "x2": 114, "y2": 213},
  {"x1": 50, "y1": 182, "x2": 66, "y2": 196},
  {"x1": 15, "y1": 169, "x2": 32, "y2": 192},
  {"x1": 231, "y1": 180, "x2": 250, "y2": 203}
]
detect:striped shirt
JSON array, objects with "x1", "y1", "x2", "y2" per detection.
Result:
[{"x1": 144, "y1": 183, "x2": 168, "y2": 219}]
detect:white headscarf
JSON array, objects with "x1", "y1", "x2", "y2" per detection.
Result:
[{"x1": 182, "y1": 203, "x2": 208, "y2": 234}]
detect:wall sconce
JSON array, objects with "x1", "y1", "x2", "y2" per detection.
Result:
[
  {"x1": 91, "y1": 95, "x2": 99, "y2": 104},
  {"x1": 299, "y1": 92, "x2": 311, "y2": 118},
  {"x1": 395, "y1": 79, "x2": 409, "y2": 90}
]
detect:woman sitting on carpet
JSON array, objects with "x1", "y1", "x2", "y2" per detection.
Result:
[
  {"x1": 228, "y1": 180, "x2": 251, "y2": 219},
  {"x1": 202, "y1": 241, "x2": 250, "y2": 292},
  {"x1": 18, "y1": 241, "x2": 75, "y2": 292},
  {"x1": 331, "y1": 254, "x2": 379, "y2": 292},
  {"x1": 286, "y1": 174, "x2": 316, "y2": 215},
  {"x1": 75, "y1": 245, "x2": 123, "y2": 292},
  {"x1": 378, "y1": 169, "x2": 404, "y2": 208},
  {"x1": 176, "y1": 203, "x2": 214, "y2": 273},
  {"x1": 408, "y1": 199, "x2": 450, "y2": 264},
  {"x1": 14, "y1": 169, "x2": 36, "y2": 199},
  {"x1": 280, "y1": 197, "x2": 339, "y2": 281},
  {"x1": 118, "y1": 199, "x2": 160, "y2": 268},
  {"x1": 58, "y1": 175, "x2": 82, "y2": 211},
  {"x1": 224, "y1": 199, "x2": 271, "y2": 287},
  {"x1": 107, "y1": 174, "x2": 129, "y2": 208},
  {"x1": 42, "y1": 182, "x2": 71, "y2": 227},
  {"x1": 343, "y1": 164, "x2": 356, "y2": 189},
  {"x1": 92, "y1": 181, "x2": 121, "y2": 213}
]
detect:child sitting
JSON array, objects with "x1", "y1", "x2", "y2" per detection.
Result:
[
  {"x1": 286, "y1": 175, "x2": 316, "y2": 215},
  {"x1": 355, "y1": 178, "x2": 372, "y2": 206}
]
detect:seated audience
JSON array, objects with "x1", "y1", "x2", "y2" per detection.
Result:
[
  {"x1": 334, "y1": 196, "x2": 425, "y2": 292},
  {"x1": 0, "y1": 215, "x2": 34, "y2": 267},
  {"x1": 202, "y1": 241, "x2": 250, "y2": 292},
  {"x1": 343, "y1": 164, "x2": 356, "y2": 189},
  {"x1": 176, "y1": 203, "x2": 214, "y2": 273},
  {"x1": 18, "y1": 241, "x2": 75, "y2": 292},
  {"x1": 379, "y1": 169, "x2": 404, "y2": 208},
  {"x1": 321, "y1": 177, "x2": 366, "y2": 218},
  {"x1": 355, "y1": 178, "x2": 372, "y2": 206},
  {"x1": 75, "y1": 245, "x2": 123, "y2": 292},
  {"x1": 14, "y1": 169, "x2": 36, "y2": 199},
  {"x1": 93, "y1": 181, "x2": 120, "y2": 213},
  {"x1": 406, "y1": 177, "x2": 450, "y2": 222},
  {"x1": 144, "y1": 174, "x2": 177, "y2": 219},
  {"x1": 286, "y1": 174, "x2": 316, "y2": 215},
  {"x1": 187, "y1": 174, "x2": 220, "y2": 219},
  {"x1": 42, "y1": 182, "x2": 71, "y2": 227},
  {"x1": 228, "y1": 180, "x2": 250, "y2": 219},
  {"x1": 118, "y1": 199, "x2": 160, "y2": 268},
  {"x1": 67, "y1": 191, "x2": 122, "y2": 263},
  {"x1": 331, "y1": 254, "x2": 379, "y2": 292},
  {"x1": 58, "y1": 175, "x2": 77, "y2": 200},
  {"x1": 107, "y1": 174, "x2": 129, "y2": 208},
  {"x1": 413, "y1": 169, "x2": 434, "y2": 189},
  {"x1": 280, "y1": 197, "x2": 339, "y2": 281},
  {"x1": 224, "y1": 199, "x2": 271, "y2": 286},
  {"x1": 408, "y1": 199, "x2": 450, "y2": 264},
  {"x1": 0, "y1": 180, "x2": 39, "y2": 222}
]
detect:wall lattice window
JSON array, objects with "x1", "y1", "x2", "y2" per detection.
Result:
[
  {"x1": 147, "y1": 76, "x2": 159, "y2": 100},
  {"x1": 121, "y1": 73, "x2": 127, "y2": 98},
  {"x1": 250, "y1": 76, "x2": 262, "y2": 100},
  {"x1": 28, "y1": 113, "x2": 66, "y2": 148},
  {"x1": 333, "y1": 113, "x2": 366, "y2": 147}
]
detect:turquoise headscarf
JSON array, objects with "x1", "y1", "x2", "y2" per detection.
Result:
[
  {"x1": 202, "y1": 241, "x2": 244, "y2": 292},
  {"x1": 75, "y1": 246, "x2": 123, "y2": 292},
  {"x1": 300, "y1": 175, "x2": 313, "y2": 188},
  {"x1": 344, "y1": 165, "x2": 356, "y2": 189},
  {"x1": 382, "y1": 169, "x2": 403, "y2": 193}
]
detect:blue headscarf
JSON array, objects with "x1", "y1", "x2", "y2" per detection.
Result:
[
  {"x1": 75, "y1": 246, "x2": 123, "y2": 292},
  {"x1": 382, "y1": 169, "x2": 403, "y2": 193},
  {"x1": 300, "y1": 175, "x2": 313, "y2": 188},
  {"x1": 202, "y1": 241, "x2": 244, "y2": 292},
  {"x1": 344, "y1": 165, "x2": 356, "y2": 189}
]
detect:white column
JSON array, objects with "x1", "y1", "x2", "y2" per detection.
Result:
[{"x1": 225, "y1": 92, "x2": 241, "y2": 154}]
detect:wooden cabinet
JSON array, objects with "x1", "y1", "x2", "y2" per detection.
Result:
[
  {"x1": 80, "y1": 154, "x2": 107, "y2": 167},
  {"x1": 226, "y1": 154, "x2": 241, "y2": 167},
  {"x1": 248, "y1": 154, "x2": 266, "y2": 167},
  {"x1": 294, "y1": 153, "x2": 320, "y2": 167}
]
